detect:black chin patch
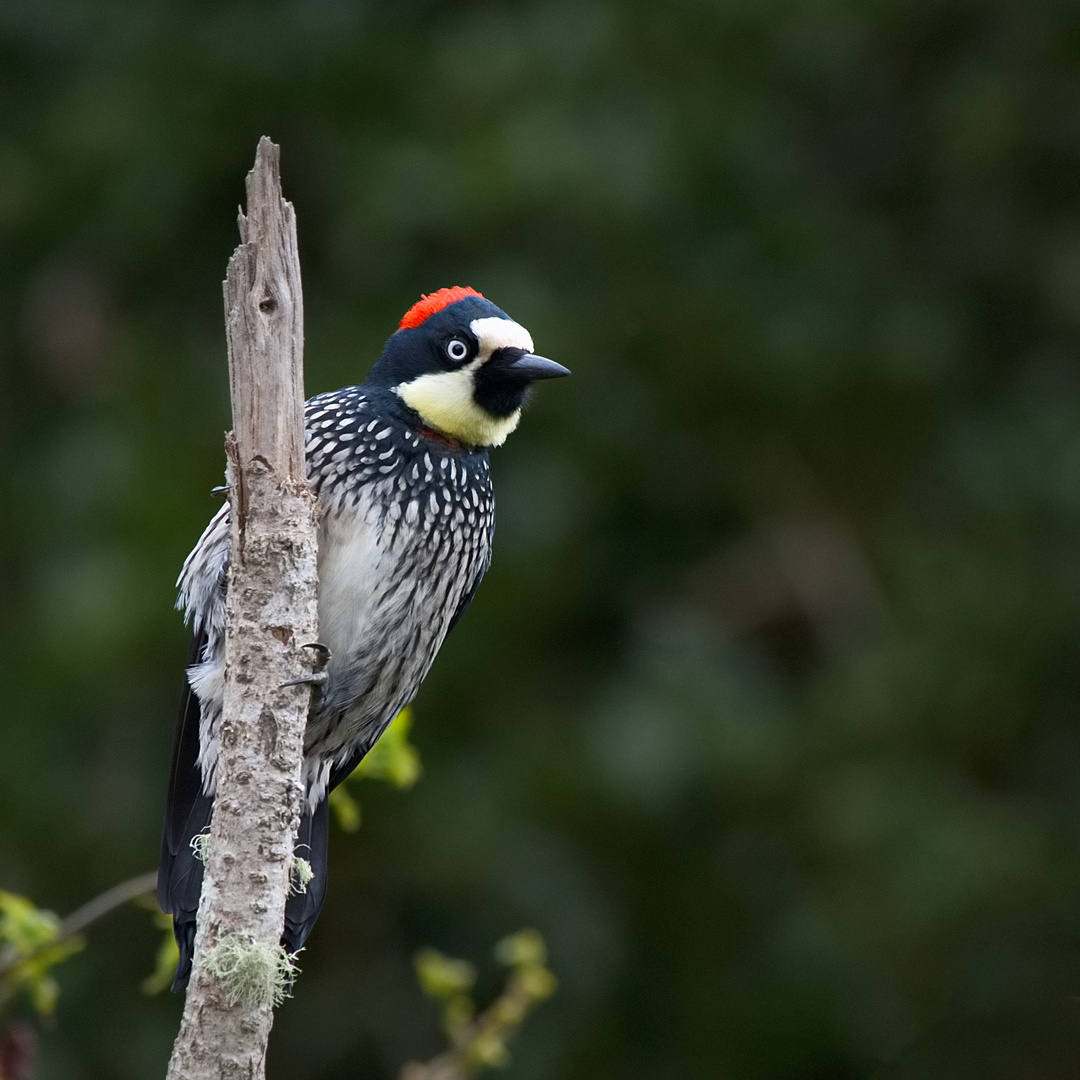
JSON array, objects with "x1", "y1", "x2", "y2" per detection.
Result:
[{"x1": 473, "y1": 348, "x2": 534, "y2": 418}]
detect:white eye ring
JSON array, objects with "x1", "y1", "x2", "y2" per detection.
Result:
[{"x1": 445, "y1": 338, "x2": 469, "y2": 362}]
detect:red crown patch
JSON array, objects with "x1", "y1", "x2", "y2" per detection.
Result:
[{"x1": 398, "y1": 286, "x2": 485, "y2": 331}]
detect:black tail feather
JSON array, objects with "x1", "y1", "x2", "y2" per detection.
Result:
[
  {"x1": 158, "y1": 634, "x2": 211, "y2": 991},
  {"x1": 283, "y1": 798, "x2": 330, "y2": 958}
]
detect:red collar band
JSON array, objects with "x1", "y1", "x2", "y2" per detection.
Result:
[{"x1": 417, "y1": 425, "x2": 463, "y2": 452}]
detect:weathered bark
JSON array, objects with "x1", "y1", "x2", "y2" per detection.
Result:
[{"x1": 166, "y1": 137, "x2": 318, "y2": 1080}]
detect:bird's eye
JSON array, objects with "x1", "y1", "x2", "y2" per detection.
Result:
[{"x1": 445, "y1": 338, "x2": 469, "y2": 363}]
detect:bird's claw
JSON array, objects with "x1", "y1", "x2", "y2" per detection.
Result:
[
  {"x1": 300, "y1": 642, "x2": 332, "y2": 670},
  {"x1": 281, "y1": 642, "x2": 332, "y2": 690}
]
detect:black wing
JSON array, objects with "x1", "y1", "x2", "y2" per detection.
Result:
[{"x1": 157, "y1": 632, "x2": 214, "y2": 989}]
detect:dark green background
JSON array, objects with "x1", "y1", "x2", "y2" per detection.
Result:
[{"x1": 3, "y1": 0, "x2": 1080, "y2": 1076}]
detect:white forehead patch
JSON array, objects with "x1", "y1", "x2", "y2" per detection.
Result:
[{"x1": 470, "y1": 317, "x2": 533, "y2": 359}]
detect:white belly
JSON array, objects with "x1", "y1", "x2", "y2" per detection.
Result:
[{"x1": 316, "y1": 500, "x2": 393, "y2": 683}]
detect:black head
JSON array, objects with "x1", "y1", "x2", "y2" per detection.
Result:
[{"x1": 365, "y1": 288, "x2": 570, "y2": 448}]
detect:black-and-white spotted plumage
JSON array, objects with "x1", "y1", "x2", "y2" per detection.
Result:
[
  {"x1": 159, "y1": 289, "x2": 569, "y2": 990},
  {"x1": 177, "y1": 387, "x2": 494, "y2": 805}
]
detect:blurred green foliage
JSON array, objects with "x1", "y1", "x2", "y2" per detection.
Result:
[
  {"x1": 407, "y1": 930, "x2": 557, "y2": 1078},
  {"x1": 139, "y1": 906, "x2": 179, "y2": 999},
  {"x1": 3, "y1": 0, "x2": 1080, "y2": 1077},
  {"x1": 330, "y1": 708, "x2": 423, "y2": 832},
  {"x1": 0, "y1": 893, "x2": 83, "y2": 1018}
]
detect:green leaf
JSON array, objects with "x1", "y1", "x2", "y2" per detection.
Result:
[
  {"x1": 0, "y1": 891, "x2": 62, "y2": 953},
  {"x1": 328, "y1": 784, "x2": 361, "y2": 832},
  {"x1": 494, "y1": 929, "x2": 547, "y2": 969},
  {"x1": 414, "y1": 947, "x2": 477, "y2": 999},
  {"x1": 350, "y1": 708, "x2": 422, "y2": 789},
  {"x1": 466, "y1": 1030, "x2": 510, "y2": 1069},
  {"x1": 0, "y1": 891, "x2": 85, "y2": 1017},
  {"x1": 330, "y1": 709, "x2": 423, "y2": 831},
  {"x1": 142, "y1": 914, "x2": 180, "y2": 996}
]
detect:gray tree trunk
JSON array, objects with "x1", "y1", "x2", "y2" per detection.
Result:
[{"x1": 166, "y1": 137, "x2": 319, "y2": 1080}]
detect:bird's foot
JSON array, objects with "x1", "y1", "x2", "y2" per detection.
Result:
[
  {"x1": 300, "y1": 641, "x2": 331, "y2": 665},
  {"x1": 281, "y1": 643, "x2": 332, "y2": 706},
  {"x1": 282, "y1": 671, "x2": 328, "y2": 689}
]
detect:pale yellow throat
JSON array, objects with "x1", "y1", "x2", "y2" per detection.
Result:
[
  {"x1": 395, "y1": 365, "x2": 521, "y2": 448},
  {"x1": 394, "y1": 316, "x2": 535, "y2": 448}
]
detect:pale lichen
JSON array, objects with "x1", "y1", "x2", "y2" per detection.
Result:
[
  {"x1": 199, "y1": 932, "x2": 300, "y2": 1008},
  {"x1": 189, "y1": 831, "x2": 211, "y2": 864},
  {"x1": 290, "y1": 857, "x2": 314, "y2": 895}
]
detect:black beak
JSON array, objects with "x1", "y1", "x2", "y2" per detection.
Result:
[
  {"x1": 504, "y1": 352, "x2": 572, "y2": 380},
  {"x1": 475, "y1": 347, "x2": 570, "y2": 418}
]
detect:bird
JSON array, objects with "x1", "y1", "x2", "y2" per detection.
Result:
[{"x1": 158, "y1": 286, "x2": 569, "y2": 989}]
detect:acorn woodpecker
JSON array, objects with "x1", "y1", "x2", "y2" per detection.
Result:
[{"x1": 159, "y1": 287, "x2": 569, "y2": 988}]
